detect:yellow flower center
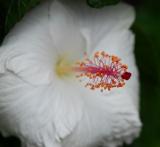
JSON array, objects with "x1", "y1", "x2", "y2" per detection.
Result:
[{"x1": 55, "y1": 56, "x2": 73, "y2": 78}]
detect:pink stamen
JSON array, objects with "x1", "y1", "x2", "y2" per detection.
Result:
[{"x1": 74, "y1": 51, "x2": 132, "y2": 91}]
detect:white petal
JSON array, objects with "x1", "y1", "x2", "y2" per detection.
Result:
[
  {"x1": 51, "y1": 2, "x2": 134, "y2": 51},
  {"x1": 49, "y1": 0, "x2": 86, "y2": 61},
  {"x1": 0, "y1": 0, "x2": 84, "y2": 146},
  {"x1": 62, "y1": 0, "x2": 140, "y2": 110},
  {"x1": 53, "y1": 80, "x2": 83, "y2": 140},
  {"x1": 59, "y1": 1, "x2": 135, "y2": 52},
  {"x1": 0, "y1": 72, "x2": 83, "y2": 145},
  {"x1": 58, "y1": 2, "x2": 140, "y2": 108},
  {"x1": 80, "y1": 87, "x2": 141, "y2": 147},
  {"x1": 95, "y1": 30, "x2": 140, "y2": 108},
  {"x1": 0, "y1": 0, "x2": 86, "y2": 85},
  {"x1": 0, "y1": 2, "x2": 55, "y2": 85},
  {"x1": 58, "y1": 1, "x2": 141, "y2": 145}
]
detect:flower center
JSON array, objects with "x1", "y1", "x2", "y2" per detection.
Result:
[
  {"x1": 55, "y1": 56, "x2": 73, "y2": 77},
  {"x1": 55, "y1": 51, "x2": 131, "y2": 92},
  {"x1": 74, "y1": 51, "x2": 132, "y2": 92}
]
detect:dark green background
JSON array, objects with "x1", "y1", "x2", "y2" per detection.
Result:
[{"x1": 0, "y1": 0, "x2": 160, "y2": 147}]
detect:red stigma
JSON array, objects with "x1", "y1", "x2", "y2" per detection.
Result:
[
  {"x1": 74, "y1": 51, "x2": 132, "y2": 91},
  {"x1": 121, "y1": 72, "x2": 131, "y2": 80}
]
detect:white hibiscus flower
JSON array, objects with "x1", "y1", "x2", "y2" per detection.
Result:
[{"x1": 0, "y1": 0, "x2": 141, "y2": 147}]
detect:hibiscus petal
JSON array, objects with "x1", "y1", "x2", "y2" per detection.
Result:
[
  {"x1": 49, "y1": 0, "x2": 86, "y2": 62},
  {"x1": 0, "y1": 2, "x2": 55, "y2": 85},
  {"x1": 57, "y1": 2, "x2": 139, "y2": 108},
  {"x1": 57, "y1": 0, "x2": 141, "y2": 145},
  {"x1": 74, "y1": 86, "x2": 141, "y2": 147},
  {"x1": 0, "y1": 1, "x2": 84, "y2": 146},
  {"x1": 62, "y1": 0, "x2": 139, "y2": 108},
  {"x1": 53, "y1": 80, "x2": 83, "y2": 140},
  {"x1": 59, "y1": 1, "x2": 135, "y2": 51},
  {"x1": 0, "y1": 72, "x2": 83, "y2": 145},
  {"x1": 0, "y1": 0, "x2": 86, "y2": 85}
]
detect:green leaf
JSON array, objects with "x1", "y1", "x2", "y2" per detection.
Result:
[
  {"x1": 5, "y1": 0, "x2": 42, "y2": 34},
  {"x1": 125, "y1": 1, "x2": 160, "y2": 147},
  {"x1": 87, "y1": 0, "x2": 120, "y2": 8}
]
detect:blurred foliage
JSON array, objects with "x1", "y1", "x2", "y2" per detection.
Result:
[
  {"x1": 4, "y1": 0, "x2": 42, "y2": 34},
  {"x1": 87, "y1": 0, "x2": 120, "y2": 8},
  {"x1": 0, "y1": 0, "x2": 160, "y2": 147},
  {"x1": 0, "y1": 135, "x2": 20, "y2": 147},
  {"x1": 130, "y1": 0, "x2": 160, "y2": 147},
  {"x1": 0, "y1": 0, "x2": 42, "y2": 36}
]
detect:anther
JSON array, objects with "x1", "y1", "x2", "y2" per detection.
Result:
[{"x1": 74, "y1": 51, "x2": 132, "y2": 92}]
